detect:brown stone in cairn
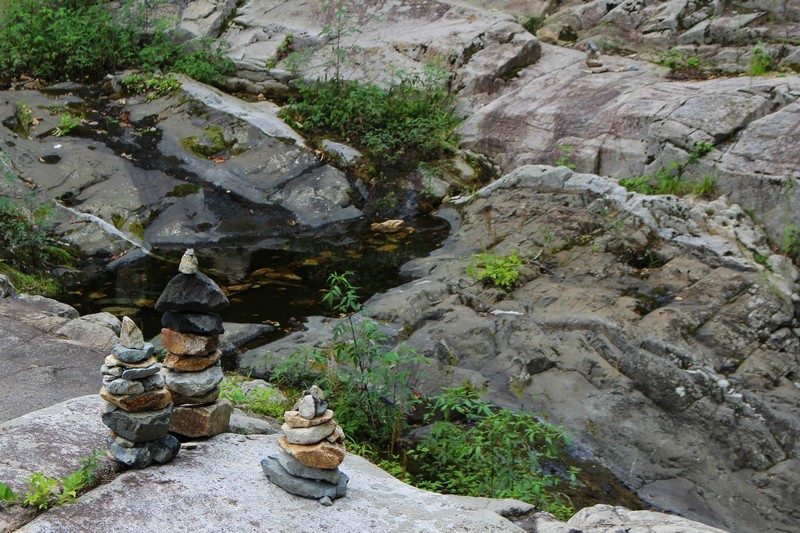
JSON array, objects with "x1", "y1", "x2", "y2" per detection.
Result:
[
  {"x1": 100, "y1": 386, "x2": 172, "y2": 412},
  {"x1": 283, "y1": 409, "x2": 334, "y2": 428},
  {"x1": 278, "y1": 435, "x2": 346, "y2": 469},
  {"x1": 161, "y1": 328, "x2": 218, "y2": 356},
  {"x1": 170, "y1": 399, "x2": 233, "y2": 438},
  {"x1": 162, "y1": 350, "x2": 221, "y2": 372},
  {"x1": 104, "y1": 354, "x2": 158, "y2": 369},
  {"x1": 170, "y1": 385, "x2": 221, "y2": 406}
]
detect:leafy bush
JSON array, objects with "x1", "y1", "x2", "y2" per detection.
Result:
[
  {"x1": 749, "y1": 43, "x2": 772, "y2": 76},
  {"x1": 0, "y1": 152, "x2": 74, "y2": 294},
  {"x1": 270, "y1": 272, "x2": 426, "y2": 449},
  {"x1": 467, "y1": 250, "x2": 524, "y2": 290},
  {"x1": 120, "y1": 73, "x2": 181, "y2": 100},
  {"x1": 281, "y1": 65, "x2": 459, "y2": 168},
  {"x1": 0, "y1": 0, "x2": 235, "y2": 87},
  {"x1": 53, "y1": 114, "x2": 82, "y2": 137},
  {"x1": 407, "y1": 386, "x2": 578, "y2": 519},
  {"x1": 19, "y1": 451, "x2": 103, "y2": 510},
  {"x1": 220, "y1": 378, "x2": 287, "y2": 418}
]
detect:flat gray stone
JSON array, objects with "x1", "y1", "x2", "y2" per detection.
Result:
[
  {"x1": 163, "y1": 364, "x2": 224, "y2": 398},
  {"x1": 121, "y1": 364, "x2": 161, "y2": 380},
  {"x1": 282, "y1": 419, "x2": 336, "y2": 444},
  {"x1": 104, "y1": 378, "x2": 145, "y2": 395},
  {"x1": 277, "y1": 450, "x2": 341, "y2": 484},
  {"x1": 260, "y1": 455, "x2": 348, "y2": 500},
  {"x1": 101, "y1": 405, "x2": 173, "y2": 443},
  {"x1": 107, "y1": 434, "x2": 181, "y2": 468},
  {"x1": 112, "y1": 343, "x2": 154, "y2": 364}
]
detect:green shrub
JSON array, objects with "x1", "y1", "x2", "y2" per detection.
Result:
[
  {"x1": 53, "y1": 114, "x2": 82, "y2": 137},
  {"x1": 692, "y1": 175, "x2": 718, "y2": 199},
  {"x1": 0, "y1": 152, "x2": 74, "y2": 294},
  {"x1": 19, "y1": 451, "x2": 103, "y2": 510},
  {"x1": 407, "y1": 386, "x2": 578, "y2": 520},
  {"x1": 0, "y1": 0, "x2": 235, "y2": 87},
  {"x1": 467, "y1": 250, "x2": 524, "y2": 290},
  {"x1": 270, "y1": 272, "x2": 426, "y2": 448},
  {"x1": 220, "y1": 378, "x2": 287, "y2": 418},
  {"x1": 0, "y1": 481, "x2": 17, "y2": 503},
  {"x1": 281, "y1": 65, "x2": 458, "y2": 168},
  {"x1": 749, "y1": 43, "x2": 772, "y2": 76}
]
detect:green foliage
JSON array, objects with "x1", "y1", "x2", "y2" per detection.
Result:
[
  {"x1": 13, "y1": 101, "x2": 35, "y2": 137},
  {"x1": 749, "y1": 42, "x2": 772, "y2": 76},
  {"x1": 53, "y1": 113, "x2": 81, "y2": 137},
  {"x1": 620, "y1": 142, "x2": 716, "y2": 197},
  {"x1": 20, "y1": 450, "x2": 103, "y2": 510},
  {"x1": 120, "y1": 73, "x2": 181, "y2": 100},
  {"x1": 22, "y1": 472, "x2": 59, "y2": 510},
  {"x1": 0, "y1": 152, "x2": 74, "y2": 294},
  {"x1": 0, "y1": 0, "x2": 235, "y2": 87},
  {"x1": 220, "y1": 378, "x2": 286, "y2": 418},
  {"x1": 271, "y1": 272, "x2": 426, "y2": 449},
  {"x1": 281, "y1": 65, "x2": 458, "y2": 168},
  {"x1": 267, "y1": 34, "x2": 294, "y2": 69},
  {"x1": 467, "y1": 250, "x2": 524, "y2": 290},
  {"x1": 555, "y1": 144, "x2": 577, "y2": 170},
  {"x1": 407, "y1": 386, "x2": 578, "y2": 519},
  {"x1": 522, "y1": 16, "x2": 544, "y2": 35},
  {"x1": 662, "y1": 49, "x2": 701, "y2": 71},
  {"x1": 692, "y1": 175, "x2": 718, "y2": 199},
  {"x1": 781, "y1": 224, "x2": 800, "y2": 258},
  {"x1": 0, "y1": 481, "x2": 18, "y2": 503},
  {"x1": 319, "y1": 0, "x2": 364, "y2": 80}
]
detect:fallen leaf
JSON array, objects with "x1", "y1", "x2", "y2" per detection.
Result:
[{"x1": 211, "y1": 156, "x2": 228, "y2": 163}]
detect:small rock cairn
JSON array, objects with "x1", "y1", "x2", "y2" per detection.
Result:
[
  {"x1": 261, "y1": 386, "x2": 348, "y2": 504},
  {"x1": 156, "y1": 249, "x2": 233, "y2": 438},
  {"x1": 101, "y1": 317, "x2": 180, "y2": 468}
]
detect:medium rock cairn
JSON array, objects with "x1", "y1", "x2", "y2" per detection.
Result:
[
  {"x1": 261, "y1": 385, "x2": 348, "y2": 504},
  {"x1": 156, "y1": 249, "x2": 233, "y2": 438},
  {"x1": 101, "y1": 316, "x2": 180, "y2": 468}
]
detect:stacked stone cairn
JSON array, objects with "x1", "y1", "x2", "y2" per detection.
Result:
[
  {"x1": 101, "y1": 316, "x2": 180, "y2": 468},
  {"x1": 156, "y1": 249, "x2": 233, "y2": 438},
  {"x1": 261, "y1": 385, "x2": 348, "y2": 504}
]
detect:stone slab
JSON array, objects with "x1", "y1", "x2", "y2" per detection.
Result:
[{"x1": 170, "y1": 399, "x2": 233, "y2": 438}]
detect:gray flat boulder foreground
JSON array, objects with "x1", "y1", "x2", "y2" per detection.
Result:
[
  {"x1": 1, "y1": 396, "x2": 726, "y2": 533},
  {"x1": 0, "y1": 294, "x2": 115, "y2": 423},
  {"x1": 2, "y1": 396, "x2": 522, "y2": 533}
]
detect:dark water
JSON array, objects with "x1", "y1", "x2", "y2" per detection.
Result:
[{"x1": 60, "y1": 216, "x2": 449, "y2": 344}]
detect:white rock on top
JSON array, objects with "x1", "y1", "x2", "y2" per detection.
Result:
[
  {"x1": 296, "y1": 395, "x2": 315, "y2": 420},
  {"x1": 119, "y1": 317, "x2": 145, "y2": 349},
  {"x1": 178, "y1": 248, "x2": 198, "y2": 275}
]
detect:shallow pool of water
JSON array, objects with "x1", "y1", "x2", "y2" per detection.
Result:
[{"x1": 60, "y1": 216, "x2": 449, "y2": 347}]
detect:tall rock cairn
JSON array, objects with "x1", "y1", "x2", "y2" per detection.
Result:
[
  {"x1": 261, "y1": 385, "x2": 349, "y2": 504},
  {"x1": 156, "y1": 249, "x2": 233, "y2": 438},
  {"x1": 101, "y1": 316, "x2": 180, "y2": 468}
]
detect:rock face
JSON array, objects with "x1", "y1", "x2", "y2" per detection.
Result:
[
  {"x1": 458, "y1": 44, "x2": 800, "y2": 242},
  {"x1": 0, "y1": 291, "x2": 118, "y2": 423},
  {"x1": 248, "y1": 165, "x2": 799, "y2": 533},
  {"x1": 223, "y1": 0, "x2": 540, "y2": 101}
]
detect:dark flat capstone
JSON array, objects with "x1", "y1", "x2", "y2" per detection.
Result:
[
  {"x1": 162, "y1": 311, "x2": 225, "y2": 336},
  {"x1": 155, "y1": 272, "x2": 230, "y2": 313},
  {"x1": 261, "y1": 456, "x2": 348, "y2": 500}
]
